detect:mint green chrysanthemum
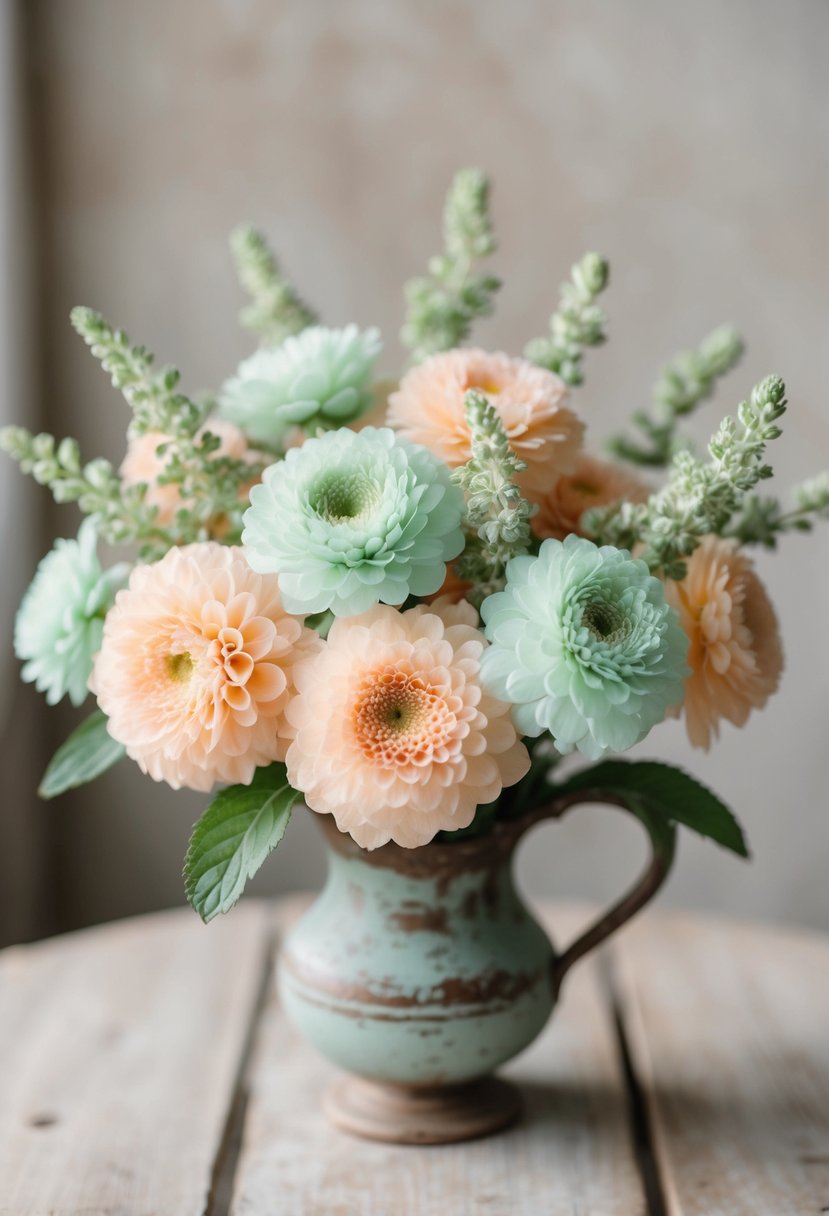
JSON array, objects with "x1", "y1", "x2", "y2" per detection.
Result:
[
  {"x1": 242, "y1": 427, "x2": 465, "y2": 617},
  {"x1": 480, "y1": 535, "x2": 689, "y2": 759},
  {"x1": 14, "y1": 518, "x2": 130, "y2": 706},
  {"x1": 219, "y1": 324, "x2": 382, "y2": 445}
]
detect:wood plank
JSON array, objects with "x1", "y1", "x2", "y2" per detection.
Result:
[
  {"x1": 0, "y1": 903, "x2": 273, "y2": 1216},
  {"x1": 612, "y1": 911, "x2": 829, "y2": 1216},
  {"x1": 230, "y1": 904, "x2": 646, "y2": 1216}
]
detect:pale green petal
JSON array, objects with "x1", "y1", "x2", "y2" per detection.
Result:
[
  {"x1": 242, "y1": 427, "x2": 464, "y2": 618},
  {"x1": 513, "y1": 701, "x2": 544, "y2": 738},
  {"x1": 219, "y1": 325, "x2": 382, "y2": 443},
  {"x1": 505, "y1": 667, "x2": 544, "y2": 702},
  {"x1": 480, "y1": 534, "x2": 689, "y2": 759},
  {"x1": 14, "y1": 519, "x2": 129, "y2": 707}
]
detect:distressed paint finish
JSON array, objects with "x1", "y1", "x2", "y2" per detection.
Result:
[
  {"x1": 278, "y1": 789, "x2": 675, "y2": 1107},
  {"x1": 278, "y1": 818, "x2": 556, "y2": 1086}
]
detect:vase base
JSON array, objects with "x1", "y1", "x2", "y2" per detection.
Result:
[{"x1": 323, "y1": 1074, "x2": 522, "y2": 1145}]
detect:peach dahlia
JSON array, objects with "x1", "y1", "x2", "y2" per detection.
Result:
[
  {"x1": 91, "y1": 543, "x2": 321, "y2": 791},
  {"x1": 666, "y1": 536, "x2": 784, "y2": 750},
  {"x1": 531, "y1": 453, "x2": 651, "y2": 542},
  {"x1": 285, "y1": 600, "x2": 530, "y2": 849},
  {"x1": 387, "y1": 348, "x2": 583, "y2": 500}
]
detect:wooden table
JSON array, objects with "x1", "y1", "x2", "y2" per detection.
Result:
[{"x1": 0, "y1": 899, "x2": 827, "y2": 1216}]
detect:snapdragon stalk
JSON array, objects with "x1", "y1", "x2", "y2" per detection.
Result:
[
  {"x1": 587, "y1": 375, "x2": 788, "y2": 579},
  {"x1": 608, "y1": 325, "x2": 744, "y2": 467},
  {"x1": 727, "y1": 472, "x2": 829, "y2": 547},
  {"x1": 230, "y1": 224, "x2": 318, "y2": 347},
  {"x1": 1, "y1": 310, "x2": 267, "y2": 559},
  {"x1": 525, "y1": 251, "x2": 609, "y2": 387},
  {"x1": 452, "y1": 390, "x2": 533, "y2": 605},
  {"x1": 401, "y1": 168, "x2": 500, "y2": 363}
]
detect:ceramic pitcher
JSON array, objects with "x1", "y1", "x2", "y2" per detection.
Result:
[{"x1": 278, "y1": 790, "x2": 675, "y2": 1144}]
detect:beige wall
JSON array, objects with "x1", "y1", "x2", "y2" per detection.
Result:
[{"x1": 3, "y1": 0, "x2": 828, "y2": 937}]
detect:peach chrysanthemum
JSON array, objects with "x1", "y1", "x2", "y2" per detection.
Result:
[
  {"x1": 532, "y1": 453, "x2": 651, "y2": 542},
  {"x1": 665, "y1": 536, "x2": 783, "y2": 751},
  {"x1": 120, "y1": 420, "x2": 253, "y2": 525},
  {"x1": 285, "y1": 600, "x2": 530, "y2": 849},
  {"x1": 387, "y1": 349, "x2": 583, "y2": 499},
  {"x1": 91, "y1": 543, "x2": 321, "y2": 792}
]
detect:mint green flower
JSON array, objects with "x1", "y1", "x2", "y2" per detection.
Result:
[
  {"x1": 242, "y1": 427, "x2": 464, "y2": 616},
  {"x1": 480, "y1": 535, "x2": 688, "y2": 759},
  {"x1": 219, "y1": 324, "x2": 382, "y2": 445},
  {"x1": 14, "y1": 518, "x2": 130, "y2": 706}
]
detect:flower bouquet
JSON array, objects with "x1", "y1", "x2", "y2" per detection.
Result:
[{"x1": 5, "y1": 169, "x2": 828, "y2": 1143}]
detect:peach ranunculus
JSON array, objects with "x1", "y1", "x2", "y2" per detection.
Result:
[
  {"x1": 386, "y1": 349, "x2": 583, "y2": 500},
  {"x1": 119, "y1": 419, "x2": 254, "y2": 526},
  {"x1": 91, "y1": 543, "x2": 321, "y2": 791},
  {"x1": 531, "y1": 453, "x2": 651, "y2": 542},
  {"x1": 665, "y1": 536, "x2": 784, "y2": 750},
  {"x1": 285, "y1": 599, "x2": 530, "y2": 849}
]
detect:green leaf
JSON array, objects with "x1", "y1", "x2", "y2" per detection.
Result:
[
  {"x1": 557, "y1": 760, "x2": 749, "y2": 858},
  {"x1": 39, "y1": 710, "x2": 126, "y2": 799},
  {"x1": 184, "y1": 764, "x2": 300, "y2": 923}
]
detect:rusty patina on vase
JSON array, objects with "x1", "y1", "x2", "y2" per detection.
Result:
[
  {"x1": 278, "y1": 796, "x2": 675, "y2": 1143},
  {"x1": 279, "y1": 815, "x2": 555, "y2": 1089}
]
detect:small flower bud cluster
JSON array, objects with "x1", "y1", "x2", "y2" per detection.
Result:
[
  {"x1": 588, "y1": 376, "x2": 789, "y2": 579},
  {"x1": 452, "y1": 390, "x2": 533, "y2": 605},
  {"x1": 401, "y1": 168, "x2": 501, "y2": 363},
  {"x1": 0, "y1": 424, "x2": 160, "y2": 548},
  {"x1": 70, "y1": 307, "x2": 205, "y2": 439},
  {"x1": 795, "y1": 472, "x2": 829, "y2": 516},
  {"x1": 230, "y1": 225, "x2": 318, "y2": 347},
  {"x1": 3, "y1": 313, "x2": 268, "y2": 557},
  {"x1": 608, "y1": 325, "x2": 744, "y2": 467},
  {"x1": 524, "y1": 252, "x2": 609, "y2": 386},
  {"x1": 727, "y1": 471, "x2": 829, "y2": 548}
]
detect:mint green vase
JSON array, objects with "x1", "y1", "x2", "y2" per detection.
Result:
[{"x1": 279, "y1": 795, "x2": 675, "y2": 1144}]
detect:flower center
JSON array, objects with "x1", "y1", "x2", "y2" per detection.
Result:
[
  {"x1": 467, "y1": 371, "x2": 502, "y2": 396},
  {"x1": 352, "y1": 669, "x2": 453, "y2": 765},
  {"x1": 570, "y1": 478, "x2": 600, "y2": 498},
  {"x1": 309, "y1": 469, "x2": 381, "y2": 523},
  {"x1": 166, "y1": 651, "x2": 195, "y2": 682},
  {"x1": 582, "y1": 599, "x2": 626, "y2": 641}
]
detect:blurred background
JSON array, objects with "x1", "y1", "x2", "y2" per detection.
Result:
[{"x1": 1, "y1": 0, "x2": 827, "y2": 947}]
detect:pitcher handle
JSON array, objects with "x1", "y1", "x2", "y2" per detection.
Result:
[{"x1": 533, "y1": 789, "x2": 677, "y2": 998}]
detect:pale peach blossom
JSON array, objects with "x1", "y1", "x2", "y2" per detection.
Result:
[
  {"x1": 285, "y1": 599, "x2": 530, "y2": 849},
  {"x1": 531, "y1": 453, "x2": 651, "y2": 542},
  {"x1": 665, "y1": 537, "x2": 783, "y2": 750},
  {"x1": 387, "y1": 349, "x2": 583, "y2": 500},
  {"x1": 91, "y1": 544, "x2": 321, "y2": 791},
  {"x1": 120, "y1": 419, "x2": 255, "y2": 525}
]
